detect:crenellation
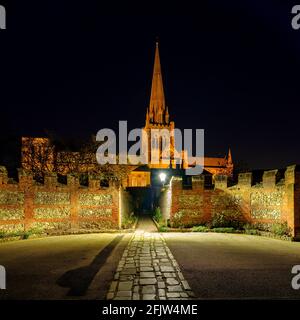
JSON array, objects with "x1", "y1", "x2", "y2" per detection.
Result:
[
  {"x1": 18, "y1": 168, "x2": 33, "y2": 189},
  {"x1": 285, "y1": 165, "x2": 297, "y2": 185},
  {"x1": 44, "y1": 173, "x2": 58, "y2": 188},
  {"x1": 171, "y1": 177, "x2": 183, "y2": 191},
  {"x1": 164, "y1": 165, "x2": 300, "y2": 238},
  {"x1": 0, "y1": 165, "x2": 126, "y2": 234},
  {"x1": 263, "y1": 170, "x2": 278, "y2": 189},
  {"x1": 238, "y1": 172, "x2": 252, "y2": 188},
  {"x1": 67, "y1": 174, "x2": 79, "y2": 189},
  {"x1": 88, "y1": 177, "x2": 100, "y2": 190},
  {"x1": 1, "y1": 162, "x2": 299, "y2": 238},
  {"x1": 192, "y1": 176, "x2": 204, "y2": 190},
  {"x1": 0, "y1": 166, "x2": 8, "y2": 185},
  {"x1": 214, "y1": 175, "x2": 227, "y2": 190}
]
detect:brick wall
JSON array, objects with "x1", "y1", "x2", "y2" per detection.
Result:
[
  {"x1": 165, "y1": 165, "x2": 300, "y2": 238},
  {"x1": 0, "y1": 167, "x2": 128, "y2": 234}
]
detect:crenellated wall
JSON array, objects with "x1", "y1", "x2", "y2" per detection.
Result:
[
  {"x1": 165, "y1": 165, "x2": 300, "y2": 239},
  {"x1": 0, "y1": 167, "x2": 131, "y2": 235}
]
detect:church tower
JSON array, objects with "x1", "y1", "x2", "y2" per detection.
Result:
[
  {"x1": 144, "y1": 42, "x2": 176, "y2": 168},
  {"x1": 146, "y1": 42, "x2": 168, "y2": 125}
]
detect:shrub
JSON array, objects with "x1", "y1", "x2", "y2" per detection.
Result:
[
  {"x1": 171, "y1": 211, "x2": 195, "y2": 228},
  {"x1": 211, "y1": 213, "x2": 227, "y2": 228},
  {"x1": 244, "y1": 222, "x2": 291, "y2": 237},
  {"x1": 211, "y1": 211, "x2": 245, "y2": 229},
  {"x1": 243, "y1": 223, "x2": 260, "y2": 235},
  {"x1": 22, "y1": 231, "x2": 31, "y2": 240},
  {"x1": 211, "y1": 227, "x2": 236, "y2": 233},
  {"x1": 27, "y1": 227, "x2": 44, "y2": 235},
  {"x1": 243, "y1": 223, "x2": 254, "y2": 231},
  {"x1": 166, "y1": 219, "x2": 171, "y2": 228},
  {"x1": 153, "y1": 207, "x2": 163, "y2": 223},
  {"x1": 158, "y1": 226, "x2": 168, "y2": 232},
  {"x1": 122, "y1": 213, "x2": 137, "y2": 229},
  {"x1": 270, "y1": 222, "x2": 291, "y2": 237},
  {"x1": 0, "y1": 230, "x2": 22, "y2": 238},
  {"x1": 251, "y1": 222, "x2": 272, "y2": 232},
  {"x1": 244, "y1": 229, "x2": 260, "y2": 235},
  {"x1": 0, "y1": 230, "x2": 32, "y2": 239},
  {"x1": 192, "y1": 225, "x2": 209, "y2": 232}
]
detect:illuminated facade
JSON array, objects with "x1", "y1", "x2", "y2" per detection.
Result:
[
  {"x1": 21, "y1": 43, "x2": 233, "y2": 187},
  {"x1": 140, "y1": 42, "x2": 233, "y2": 176}
]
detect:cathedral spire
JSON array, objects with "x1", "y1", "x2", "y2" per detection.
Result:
[
  {"x1": 149, "y1": 41, "x2": 165, "y2": 124},
  {"x1": 227, "y1": 148, "x2": 233, "y2": 165}
]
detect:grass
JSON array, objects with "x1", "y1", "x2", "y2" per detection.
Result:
[
  {"x1": 166, "y1": 222, "x2": 293, "y2": 241},
  {"x1": 211, "y1": 227, "x2": 236, "y2": 233},
  {"x1": 153, "y1": 207, "x2": 163, "y2": 224},
  {"x1": 121, "y1": 215, "x2": 137, "y2": 229},
  {"x1": 158, "y1": 226, "x2": 168, "y2": 232},
  {"x1": 244, "y1": 229, "x2": 260, "y2": 235},
  {"x1": 191, "y1": 225, "x2": 209, "y2": 232},
  {"x1": 0, "y1": 228, "x2": 44, "y2": 240}
]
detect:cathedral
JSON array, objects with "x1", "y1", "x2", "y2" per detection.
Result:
[
  {"x1": 126, "y1": 42, "x2": 233, "y2": 187},
  {"x1": 21, "y1": 42, "x2": 233, "y2": 187}
]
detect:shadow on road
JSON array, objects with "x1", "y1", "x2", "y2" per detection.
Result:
[{"x1": 56, "y1": 235, "x2": 124, "y2": 296}]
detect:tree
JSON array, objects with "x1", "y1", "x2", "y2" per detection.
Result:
[
  {"x1": 21, "y1": 137, "x2": 55, "y2": 182},
  {"x1": 21, "y1": 134, "x2": 137, "y2": 184}
]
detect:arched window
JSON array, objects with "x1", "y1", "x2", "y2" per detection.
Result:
[{"x1": 152, "y1": 135, "x2": 159, "y2": 149}]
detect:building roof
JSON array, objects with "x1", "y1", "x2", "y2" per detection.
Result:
[{"x1": 204, "y1": 157, "x2": 227, "y2": 168}]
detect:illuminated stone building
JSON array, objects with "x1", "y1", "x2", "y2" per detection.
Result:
[
  {"x1": 21, "y1": 42, "x2": 233, "y2": 186},
  {"x1": 139, "y1": 42, "x2": 233, "y2": 176}
]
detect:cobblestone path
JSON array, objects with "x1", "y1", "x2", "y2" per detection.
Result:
[{"x1": 106, "y1": 216, "x2": 195, "y2": 300}]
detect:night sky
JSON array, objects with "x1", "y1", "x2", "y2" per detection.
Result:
[{"x1": 0, "y1": 0, "x2": 299, "y2": 170}]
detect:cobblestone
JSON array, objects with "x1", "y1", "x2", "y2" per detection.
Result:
[
  {"x1": 142, "y1": 285, "x2": 156, "y2": 294},
  {"x1": 118, "y1": 281, "x2": 133, "y2": 291},
  {"x1": 106, "y1": 231, "x2": 194, "y2": 300},
  {"x1": 166, "y1": 292, "x2": 181, "y2": 298},
  {"x1": 166, "y1": 278, "x2": 179, "y2": 285},
  {"x1": 167, "y1": 285, "x2": 183, "y2": 292},
  {"x1": 140, "y1": 278, "x2": 157, "y2": 285},
  {"x1": 116, "y1": 291, "x2": 132, "y2": 297}
]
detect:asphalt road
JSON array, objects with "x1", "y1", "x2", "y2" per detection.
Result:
[
  {"x1": 1, "y1": 231, "x2": 300, "y2": 299},
  {"x1": 163, "y1": 232, "x2": 300, "y2": 299},
  {"x1": 0, "y1": 233, "x2": 130, "y2": 300}
]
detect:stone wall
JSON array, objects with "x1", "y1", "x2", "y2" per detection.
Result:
[
  {"x1": 0, "y1": 167, "x2": 127, "y2": 235},
  {"x1": 165, "y1": 165, "x2": 300, "y2": 238},
  {"x1": 159, "y1": 186, "x2": 172, "y2": 223}
]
